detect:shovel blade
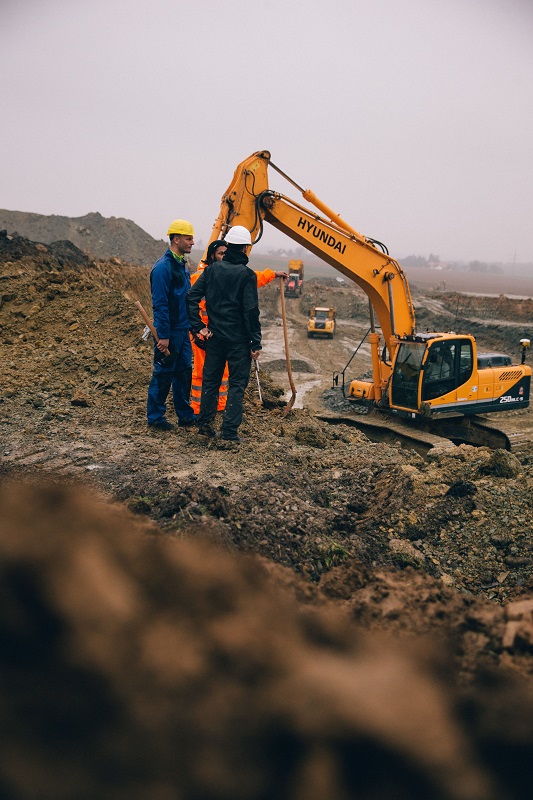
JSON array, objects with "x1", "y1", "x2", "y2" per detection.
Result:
[{"x1": 283, "y1": 392, "x2": 296, "y2": 416}]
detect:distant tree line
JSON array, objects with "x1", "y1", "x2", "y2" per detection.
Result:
[
  {"x1": 266, "y1": 245, "x2": 532, "y2": 276},
  {"x1": 267, "y1": 246, "x2": 307, "y2": 259},
  {"x1": 402, "y1": 254, "x2": 504, "y2": 274}
]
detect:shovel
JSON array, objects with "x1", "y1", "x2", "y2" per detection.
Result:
[{"x1": 279, "y1": 277, "x2": 297, "y2": 415}]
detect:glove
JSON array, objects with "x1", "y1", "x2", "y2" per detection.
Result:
[
  {"x1": 192, "y1": 331, "x2": 206, "y2": 350},
  {"x1": 154, "y1": 348, "x2": 175, "y2": 365}
]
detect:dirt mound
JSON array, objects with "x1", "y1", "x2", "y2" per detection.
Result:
[
  {"x1": 0, "y1": 209, "x2": 167, "y2": 266},
  {"x1": 407, "y1": 292, "x2": 532, "y2": 357},
  {"x1": 441, "y1": 292, "x2": 533, "y2": 321},
  {"x1": 0, "y1": 229, "x2": 88, "y2": 266},
  {"x1": 300, "y1": 281, "x2": 369, "y2": 320},
  {"x1": 2, "y1": 478, "x2": 533, "y2": 800},
  {"x1": 263, "y1": 358, "x2": 315, "y2": 372}
]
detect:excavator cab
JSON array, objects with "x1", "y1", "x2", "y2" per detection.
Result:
[
  {"x1": 390, "y1": 337, "x2": 473, "y2": 412},
  {"x1": 388, "y1": 335, "x2": 529, "y2": 418}
]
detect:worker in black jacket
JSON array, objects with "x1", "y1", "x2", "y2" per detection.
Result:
[{"x1": 187, "y1": 226, "x2": 261, "y2": 446}]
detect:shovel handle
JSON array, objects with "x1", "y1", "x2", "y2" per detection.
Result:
[
  {"x1": 279, "y1": 277, "x2": 296, "y2": 415},
  {"x1": 254, "y1": 360, "x2": 263, "y2": 404},
  {"x1": 135, "y1": 301, "x2": 171, "y2": 357}
]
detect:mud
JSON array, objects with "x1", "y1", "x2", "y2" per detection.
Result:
[{"x1": 1, "y1": 230, "x2": 533, "y2": 799}]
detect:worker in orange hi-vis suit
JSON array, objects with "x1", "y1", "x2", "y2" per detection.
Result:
[{"x1": 189, "y1": 239, "x2": 288, "y2": 414}]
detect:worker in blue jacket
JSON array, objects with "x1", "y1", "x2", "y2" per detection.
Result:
[{"x1": 146, "y1": 219, "x2": 196, "y2": 431}]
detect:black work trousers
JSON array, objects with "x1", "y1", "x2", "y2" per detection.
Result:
[{"x1": 198, "y1": 336, "x2": 252, "y2": 440}]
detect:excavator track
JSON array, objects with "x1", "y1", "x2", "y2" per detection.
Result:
[
  {"x1": 464, "y1": 415, "x2": 533, "y2": 455},
  {"x1": 316, "y1": 408, "x2": 533, "y2": 457},
  {"x1": 316, "y1": 411, "x2": 456, "y2": 457}
]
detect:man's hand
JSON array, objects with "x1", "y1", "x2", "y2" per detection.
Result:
[
  {"x1": 251, "y1": 350, "x2": 261, "y2": 361},
  {"x1": 191, "y1": 328, "x2": 211, "y2": 350},
  {"x1": 275, "y1": 271, "x2": 289, "y2": 279},
  {"x1": 156, "y1": 338, "x2": 170, "y2": 353}
]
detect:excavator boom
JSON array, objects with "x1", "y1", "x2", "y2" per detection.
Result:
[{"x1": 208, "y1": 150, "x2": 416, "y2": 350}]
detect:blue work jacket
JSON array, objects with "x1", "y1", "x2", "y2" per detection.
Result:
[{"x1": 150, "y1": 249, "x2": 191, "y2": 339}]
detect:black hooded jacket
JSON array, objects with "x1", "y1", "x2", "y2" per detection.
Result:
[{"x1": 187, "y1": 249, "x2": 262, "y2": 350}]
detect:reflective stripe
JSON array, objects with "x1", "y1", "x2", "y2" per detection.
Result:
[
  {"x1": 191, "y1": 379, "x2": 227, "y2": 415},
  {"x1": 217, "y1": 381, "x2": 227, "y2": 409}
]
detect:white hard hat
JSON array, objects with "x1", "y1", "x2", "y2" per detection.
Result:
[{"x1": 224, "y1": 225, "x2": 252, "y2": 245}]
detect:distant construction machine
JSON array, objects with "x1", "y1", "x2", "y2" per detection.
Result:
[
  {"x1": 308, "y1": 307, "x2": 336, "y2": 339},
  {"x1": 284, "y1": 259, "x2": 304, "y2": 297}
]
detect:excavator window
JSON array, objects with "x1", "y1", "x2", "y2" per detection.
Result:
[
  {"x1": 459, "y1": 341, "x2": 474, "y2": 383},
  {"x1": 390, "y1": 343, "x2": 425, "y2": 409},
  {"x1": 422, "y1": 341, "x2": 462, "y2": 400}
]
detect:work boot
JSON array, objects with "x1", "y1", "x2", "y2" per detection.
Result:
[
  {"x1": 218, "y1": 436, "x2": 243, "y2": 450},
  {"x1": 148, "y1": 420, "x2": 175, "y2": 432},
  {"x1": 178, "y1": 417, "x2": 197, "y2": 428},
  {"x1": 197, "y1": 423, "x2": 217, "y2": 439}
]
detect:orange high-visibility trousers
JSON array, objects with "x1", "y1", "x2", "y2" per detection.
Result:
[{"x1": 191, "y1": 338, "x2": 228, "y2": 414}]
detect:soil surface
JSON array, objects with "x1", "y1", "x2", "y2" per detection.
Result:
[{"x1": 1, "y1": 230, "x2": 533, "y2": 799}]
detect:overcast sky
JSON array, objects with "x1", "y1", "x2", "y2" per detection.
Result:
[{"x1": 2, "y1": 0, "x2": 532, "y2": 263}]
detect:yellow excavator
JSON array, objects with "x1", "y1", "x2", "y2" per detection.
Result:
[{"x1": 204, "y1": 150, "x2": 531, "y2": 449}]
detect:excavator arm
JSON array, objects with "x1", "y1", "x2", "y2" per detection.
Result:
[{"x1": 207, "y1": 150, "x2": 416, "y2": 351}]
